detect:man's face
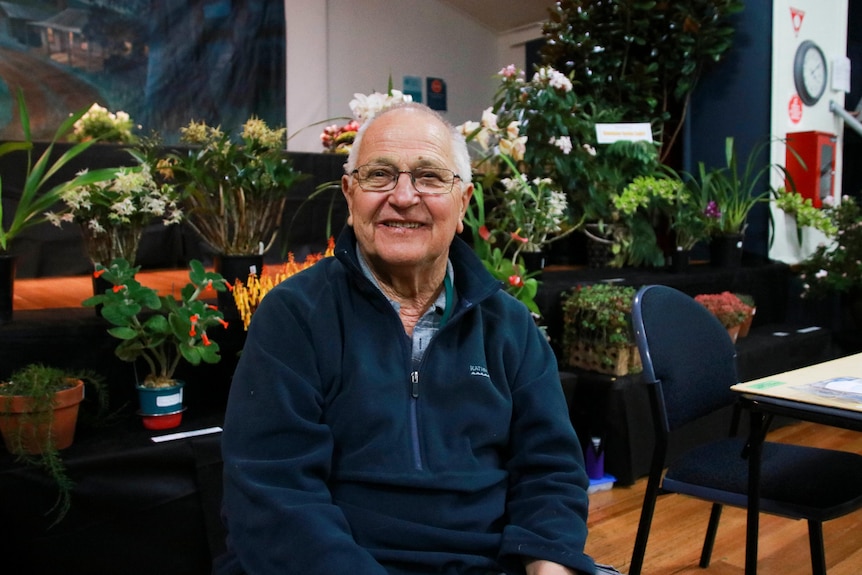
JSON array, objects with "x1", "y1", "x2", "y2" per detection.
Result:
[{"x1": 342, "y1": 108, "x2": 472, "y2": 275}]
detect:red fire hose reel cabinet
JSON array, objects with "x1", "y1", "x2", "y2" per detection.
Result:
[{"x1": 785, "y1": 131, "x2": 836, "y2": 208}]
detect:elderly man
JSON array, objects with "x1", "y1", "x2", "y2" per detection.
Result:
[{"x1": 218, "y1": 103, "x2": 597, "y2": 575}]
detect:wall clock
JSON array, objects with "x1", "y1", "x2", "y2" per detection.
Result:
[{"x1": 793, "y1": 39, "x2": 828, "y2": 106}]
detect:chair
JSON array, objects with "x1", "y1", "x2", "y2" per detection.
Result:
[{"x1": 628, "y1": 284, "x2": 862, "y2": 575}]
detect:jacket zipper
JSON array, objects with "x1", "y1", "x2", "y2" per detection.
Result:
[{"x1": 409, "y1": 370, "x2": 422, "y2": 470}]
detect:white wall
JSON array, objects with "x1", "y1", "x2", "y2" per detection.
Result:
[
  {"x1": 285, "y1": 0, "x2": 515, "y2": 152},
  {"x1": 769, "y1": 0, "x2": 849, "y2": 263}
]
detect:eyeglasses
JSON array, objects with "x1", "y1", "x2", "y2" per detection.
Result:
[{"x1": 351, "y1": 164, "x2": 461, "y2": 195}]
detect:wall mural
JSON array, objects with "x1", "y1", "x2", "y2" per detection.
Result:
[{"x1": 0, "y1": 0, "x2": 285, "y2": 142}]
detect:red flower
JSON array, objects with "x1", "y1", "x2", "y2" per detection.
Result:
[
  {"x1": 508, "y1": 274, "x2": 524, "y2": 288},
  {"x1": 202, "y1": 333, "x2": 211, "y2": 346},
  {"x1": 510, "y1": 231, "x2": 528, "y2": 244},
  {"x1": 217, "y1": 318, "x2": 229, "y2": 329},
  {"x1": 479, "y1": 225, "x2": 491, "y2": 241},
  {"x1": 93, "y1": 269, "x2": 105, "y2": 278},
  {"x1": 112, "y1": 285, "x2": 124, "y2": 293}
]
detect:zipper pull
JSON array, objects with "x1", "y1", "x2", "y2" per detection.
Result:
[{"x1": 411, "y1": 371, "x2": 419, "y2": 398}]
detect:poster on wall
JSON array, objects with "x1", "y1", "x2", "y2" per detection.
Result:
[{"x1": 0, "y1": 0, "x2": 285, "y2": 142}]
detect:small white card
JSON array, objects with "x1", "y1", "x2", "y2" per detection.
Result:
[
  {"x1": 595, "y1": 123, "x2": 653, "y2": 144},
  {"x1": 150, "y1": 426, "x2": 223, "y2": 443}
]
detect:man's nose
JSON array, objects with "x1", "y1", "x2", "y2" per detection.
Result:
[{"x1": 389, "y1": 171, "x2": 420, "y2": 202}]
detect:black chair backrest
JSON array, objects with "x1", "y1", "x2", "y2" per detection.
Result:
[{"x1": 632, "y1": 285, "x2": 739, "y2": 433}]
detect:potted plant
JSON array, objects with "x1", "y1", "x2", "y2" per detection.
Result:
[
  {"x1": 614, "y1": 172, "x2": 711, "y2": 271},
  {"x1": 232, "y1": 238, "x2": 334, "y2": 330},
  {"x1": 796, "y1": 196, "x2": 862, "y2": 332},
  {"x1": 159, "y1": 116, "x2": 303, "y2": 317},
  {"x1": 0, "y1": 363, "x2": 106, "y2": 524},
  {"x1": 561, "y1": 283, "x2": 641, "y2": 375},
  {"x1": 694, "y1": 291, "x2": 752, "y2": 342},
  {"x1": 45, "y1": 141, "x2": 183, "y2": 270},
  {"x1": 83, "y1": 258, "x2": 230, "y2": 430},
  {"x1": 0, "y1": 90, "x2": 119, "y2": 324},
  {"x1": 691, "y1": 137, "x2": 789, "y2": 267}
]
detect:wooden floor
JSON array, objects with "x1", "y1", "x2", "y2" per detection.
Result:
[
  {"x1": 12, "y1": 273, "x2": 862, "y2": 573},
  {"x1": 586, "y1": 421, "x2": 862, "y2": 574}
]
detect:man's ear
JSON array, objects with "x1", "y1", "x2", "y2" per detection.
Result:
[{"x1": 342, "y1": 174, "x2": 354, "y2": 226}]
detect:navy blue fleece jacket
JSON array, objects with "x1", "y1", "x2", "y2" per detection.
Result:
[{"x1": 219, "y1": 228, "x2": 595, "y2": 575}]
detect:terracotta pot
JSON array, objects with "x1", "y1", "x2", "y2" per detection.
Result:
[
  {"x1": 0, "y1": 379, "x2": 85, "y2": 454},
  {"x1": 738, "y1": 307, "x2": 756, "y2": 338},
  {"x1": 726, "y1": 324, "x2": 741, "y2": 344}
]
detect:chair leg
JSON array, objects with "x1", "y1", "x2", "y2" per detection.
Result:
[
  {"x1": 807, "y1": 519, "x2": 826, "y2": 575},
  {"x1": 629, "y1": 473, "x2": 663, "y2": 575},
  {"x1": 699, "y1": 503, "x2": 723, "y2": 568}
]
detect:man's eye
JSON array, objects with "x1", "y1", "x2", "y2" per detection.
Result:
[
  {"x1": 368, "y1": 168, "x2": 394, "y2": 179},
  {"x1": 415, "y1": 170, "x2": 445, "y2": 182}
]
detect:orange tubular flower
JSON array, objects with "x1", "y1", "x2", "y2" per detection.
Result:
[
  {"x1": 202, "y1": 333, "x2": 211, "y2": 346},
  {"x1": 112, "y1": 285, "x2": 124, "y2": 293},
  {"x1": 479, "y1": 225, "x2": 491, "y2": 241},
  {"x1": 217, "y1": 318, "x2": 229, "y2": 329},
  {"x1": 93, "y1": 268, "x2": 105, "y2": 278}
]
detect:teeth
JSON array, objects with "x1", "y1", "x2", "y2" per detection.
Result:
[{"x1": 385, "y1": 222, "x2": 420, "y2": 228}]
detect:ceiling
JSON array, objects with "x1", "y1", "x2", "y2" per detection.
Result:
[{"x1": 439, "y1": 0, "x2": 557, "y2": 33}]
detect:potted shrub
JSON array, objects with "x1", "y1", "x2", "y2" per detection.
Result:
[
  {"x1": 561, "y1": 283, "x2": 641, "y2": 375},
  {"x1": 0, "y1": 363, "x2": 106, "y2": 524},
  {"x1": 694, "y1": 291, "x2": 752, "y2": 342},
  {"x1": 614, "y1": 172, "x2": 711, "y2": 271},
  {"x1": 0, "y1": 90, "x2": 119, "y2": 324},
  {"x1": 83, "y1": 258, "x2": 230, "y2": 430},
  {"x1": 159, "y1": 116, "x2": 304, "y2": 319}
]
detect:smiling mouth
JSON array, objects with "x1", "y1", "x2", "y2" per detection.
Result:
[{"x1": 383, "y1": 222, "x2": 422, "y2": 229}]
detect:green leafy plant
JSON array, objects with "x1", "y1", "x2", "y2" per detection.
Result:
[
  {"x1": 614, "y1": 172, "x2": 711, "y2": 262},
  {"x1": 561, "y1": 283, "x2": 639, "y2": 373},
  {"x1": 83, "y1": 258, "x2": 230, "y2": 387},
  {"x1": 692, "y1": 137, "x2": 784, "y2": 236},
  {"x1": 0, "y1": 363, "x2": 106, "y2": 525},
  {"x1": 796, "y1": 196, "x2": 862, "y2": 299},
  {"x1": 541, "y1": 0, "x2": 744, "y2": 162},
  {"x1": 463, "y1": 179, "x2": 540, "y2": 316},
  {"x1": 772, "y1": 187, "x2": 838, "y2": 246},
  {"x1": 0, "y1": 90, "x2": 120, "y2": 253},
  {"x1": 163, "y1": 116, "x2": 304, "y2": 255},
  {"x1": 46, "y1": 138, "x2": 183, "y2": 265}
]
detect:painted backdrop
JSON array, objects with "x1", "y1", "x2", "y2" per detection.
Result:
[{"x1": 0, "y1": 0, "x2": 285, "y2": 142}]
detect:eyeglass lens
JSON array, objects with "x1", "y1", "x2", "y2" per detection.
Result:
[{"x1": 353, "y1": 164, "x2": 457, "y2": 194}]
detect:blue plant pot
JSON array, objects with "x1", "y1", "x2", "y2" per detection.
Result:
[{"x1": 136, "y1": 381, "x2": 185, "y2": 416}]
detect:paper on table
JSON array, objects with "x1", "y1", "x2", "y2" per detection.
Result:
[{"x1": 799, "y1": 377, "x2": 862, "y2": 402}]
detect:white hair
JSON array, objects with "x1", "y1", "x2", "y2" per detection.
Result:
[{"x1": 344, "y1": 102, "x2": 472, "y2": 187}]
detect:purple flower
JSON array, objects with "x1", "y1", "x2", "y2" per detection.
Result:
[{"x1": 704, "y1": 201, "x2": 721, "y2": 219}]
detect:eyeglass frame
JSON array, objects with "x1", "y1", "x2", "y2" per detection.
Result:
[{"x1": 349, "y1": 163, "x2": 462, "y2": 195}]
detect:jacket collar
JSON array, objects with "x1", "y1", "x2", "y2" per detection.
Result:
[{"x1": 333, "y1": 227, "x2": 501, "y2": 313}]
